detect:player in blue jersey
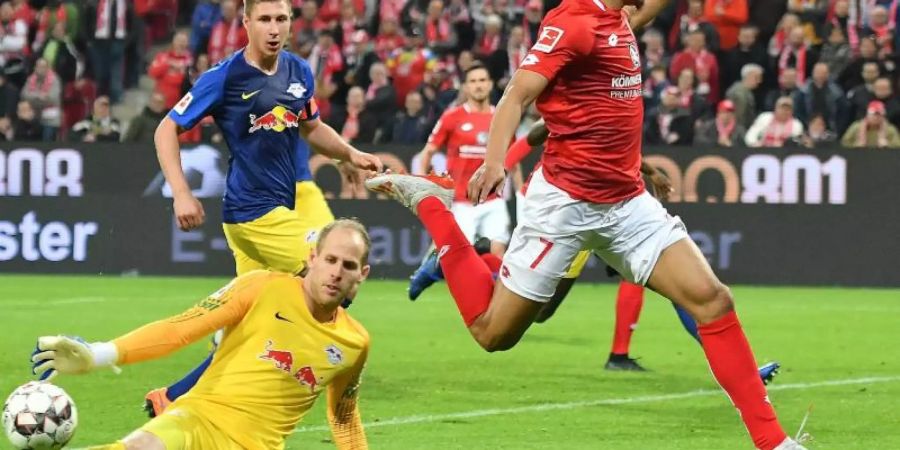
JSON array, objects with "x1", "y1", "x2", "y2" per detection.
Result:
[{"x1": 146, "y1": 0, "x2": 379, "y2": 416}]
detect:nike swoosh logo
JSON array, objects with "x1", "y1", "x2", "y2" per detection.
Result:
[
  {"x1": 274, "y1": 312, "x2": 293, "y2": 323},
  {"x1": 242, "y1": 90, "x2": 261, "y2": 100}
]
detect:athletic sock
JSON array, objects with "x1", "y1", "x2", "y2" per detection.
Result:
[
  {"x1": 698, "y1": 311, "x2": 787, "y2": 450},
  {"x1": 610, "y1": 281, "x2": 644, "y2": 355},
  {"x1": 416, "y1": 197, "x2": 493, "y2": 326}
]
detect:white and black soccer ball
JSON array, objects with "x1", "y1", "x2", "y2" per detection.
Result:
[{"x1": 2, "y1": 381, "x2": 77, "y2": 449}]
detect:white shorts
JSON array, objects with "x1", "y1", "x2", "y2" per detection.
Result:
[
  {"x1": 501, "y1": 168, "x2": 688, "y2": 302},
  {"x1": 451, "y1": 198, "x2": 512, "y2": 244}
]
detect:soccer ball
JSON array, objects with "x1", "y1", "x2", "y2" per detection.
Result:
[{"x1": 2, "y1": 381, "x2": 77, "y2": 449}]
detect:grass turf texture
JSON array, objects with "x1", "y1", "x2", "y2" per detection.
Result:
[{"x1": 1, "y1": 275, "x2": 899, "y2": 449}]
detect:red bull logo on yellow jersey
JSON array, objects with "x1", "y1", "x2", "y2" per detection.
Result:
[
  {"x1": 259, "y1": 340, "x2": 294, "y2": 372},
  {"x1": 248, "y1": 105, "x2": 300, "y2": 133}
]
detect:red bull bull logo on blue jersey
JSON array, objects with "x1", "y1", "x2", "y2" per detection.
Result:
[{"x1": 248, "y1": 105, "x2": 300, "y2": 133}]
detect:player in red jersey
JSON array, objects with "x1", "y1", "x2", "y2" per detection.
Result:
[
  {"x1": 418, "y1": 62, "x2": 510, "y2": 257},
  {"x1": 366, "y1": 1, "x2": 805, "y2": 448}
]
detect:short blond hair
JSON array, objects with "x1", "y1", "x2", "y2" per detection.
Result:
[{"x1": 244, "y1": 0, "x2": 291, "y2": 15}]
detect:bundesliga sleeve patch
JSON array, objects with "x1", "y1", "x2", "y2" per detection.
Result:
[
  {"x1": 532, "y1": 26, "x2": 564, "y2": 53},
  {"x1": 173, "y1": 93, "x2": 193, "y2": 115}
]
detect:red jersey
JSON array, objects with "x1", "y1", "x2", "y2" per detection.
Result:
[
  {"x1": 519, "y1": 0, "x2": 644, "y2": 204},
  {"x1": 428, "y1": 104, "x2": 497, "y2": 202}
]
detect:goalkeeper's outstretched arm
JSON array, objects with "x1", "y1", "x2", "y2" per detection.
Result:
[{"x1": 32, "y1": 271, "x2": 271, "y2": 380}]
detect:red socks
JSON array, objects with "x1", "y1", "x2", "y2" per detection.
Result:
[
  {"x1": 416, "y1": 197, "x2": 493, "y2": 326},
  {"x1": 479, "y1": 253, "x2": 502, "y2": 274},
  {"x1": 698, "y1": 311, "x2": 787, "y2": 450},
  {"x1": 610, "y1": 281, "x2": 645, "y2": 355}
]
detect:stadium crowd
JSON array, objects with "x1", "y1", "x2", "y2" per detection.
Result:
[{"x1": 0, "y1": 0, "x2": 898, "y2": 148}]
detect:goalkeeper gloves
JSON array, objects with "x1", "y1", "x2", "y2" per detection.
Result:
[{"x1": 31, "y1": 336, "x2": 120, "y2": 381}]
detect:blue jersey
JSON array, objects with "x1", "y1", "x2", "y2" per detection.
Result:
[
  {"x1": 169, "y1": 49, "x2": 318, "y2": 223},
  {"x1": 295, "y1": 139, "x2": 312, "y2": 182}
]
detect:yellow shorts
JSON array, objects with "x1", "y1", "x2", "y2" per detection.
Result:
[
  {"x1": 141, "y1": 403, "x2": 242, "y2": 450},
  {"x1": 295, "y1": 180, "x2": 335, "y2": 240},
  {"x1": 564, "y1": 250, "x2": 591, "y2": 279},
  {"x1": 223, "y1": 182, "x2": 335, "y2": 276}
]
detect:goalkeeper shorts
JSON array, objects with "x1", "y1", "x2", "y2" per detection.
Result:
[{"x1": 141, "y1": 403, "x2": 242, "y2": 450}]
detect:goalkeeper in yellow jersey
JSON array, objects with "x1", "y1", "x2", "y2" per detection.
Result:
[{"x1": 31, "y1": 219, "x2": 372, "y2": 450}]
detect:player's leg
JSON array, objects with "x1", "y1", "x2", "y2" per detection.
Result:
[
  {"x1": 534, "y1": 250, "x2": 589, "y2": 323},
  {"x1": 407, "y1": 201, "x2": 478, "y2": 299},
  {"x1": 597, "y1": 192, "x2": 790, "y2": 450},
  {"x1": 605, "y1": 280, "x2": 646, "y2": 371},
  {"x1": 224, "y1": 206, "x2": 309, "y2": 274},
  {"x1": 367, "y1": 172, "x2": 582, "y2": 351}
]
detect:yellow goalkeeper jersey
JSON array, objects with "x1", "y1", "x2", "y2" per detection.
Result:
[{"x1": 111, "y1": 271, "x2": 370, "y2": 450}]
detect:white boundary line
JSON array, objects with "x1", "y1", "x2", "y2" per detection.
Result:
[
  {"x1": 291, "y1": 375, "x2": 900, "y2": 433},
  {"x1": 68, "y1": 375, "x2": 900, "y2": 448}
]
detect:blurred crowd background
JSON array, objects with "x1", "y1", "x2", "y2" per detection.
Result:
[{"x1": 0, "y1": 0, "x2": 897, "y2": 148}]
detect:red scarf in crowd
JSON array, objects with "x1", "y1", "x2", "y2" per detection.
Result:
[
  {"x1": 95, "y1": 0, "x2": 126, "y2": 39},
  {"x1": 778, "y1": 44, "x2": 808, "y2": 84},
  {"x1": 27, "y1": 70, "x2": 57, "y2": 96},
  {"x1": 716, "y1": 116, "x2": 736, "y2": 140},
  {"x1": 478, "y1": 32, "x2": 501, "y2": 56},
  {"x1": 425, "y1": 18, "x2": 451, "y2": 45},
  {"x1": 34, "y1": 6, "x2": 68, "y2": 50},
  {"x1": 762, "y1": 118, "x2": 795, "y2": 147}
]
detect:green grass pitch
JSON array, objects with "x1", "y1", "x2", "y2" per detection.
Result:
[{"x1": 2, "y1": 275, "x2": 899, "y2": 449}]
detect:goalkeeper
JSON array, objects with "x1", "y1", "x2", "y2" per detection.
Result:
[{"x1": 31, "y1": 219, "x2": 372, "y2": 450}]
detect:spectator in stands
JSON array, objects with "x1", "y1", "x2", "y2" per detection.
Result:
[
  {"x1": 475, "y1": 14, "x2": 502, "y2": 59},
  {"x1": 391, "y1": 90, "x2": 429, "y2": 144},
  {"x1": 871, "y1": 77, "x2": 900, "y2": 127},
  {"x1": 0, "y1": 73, "x2": 20, "y2": 119},
  {"x1": 801, "y1": 114, "x2": 838, "y2": 148},
  {"x1": 0, "y1": 116, "x2": 10, "y2": 140},
  {"x1": 640, "y1": 28, "x2": 668, "y2": 75},
  {"x1": 670, "y1": 0, "x2": 720, "y2": 52},
  {"x1": 819, "y1": 25, "x2": 851, "y2": 81},
  {"x1": 189, "y1": 0, "x2": 222, "y2": 55},
  {"x1": 343, "y1": 30, "x2": 379, "y2": 91},
  {"x1": 703, "y1": 0, "x2": 748, "y2": 51},
  {"x1": 328, "y1": 86, "x2": 378, "y2": 144},
  {"x1": 862, "y1": 5, "x2": 894, "y2": 56},
  {"x1": 21, "y1": 58, "x2": 62, "y2": 141},
  {"x1": 643, "y1": 65, "x2": 669, "y2": 111},
  {"x1": 726, "y1": 63, "x2": 763, "y2": 129},
  {"x1": 829, "y1": 0, "x2": 851, "y2": 39},
  {"x1": 309, "y1": 30, "x2": 343, "y2": 120},
  {"x1": 320, "y1": 0, "x2": 364, "y2": 26},
  {"x1": 670, "y1": 30, "x2": 720, "y2": 105},
  {"x1": 122, "y1": 92, "x2": 166, "y2": 143},
  {"x1": 786, "y1": 0, "x2": 827, "y2": 45},
  {"x1": 386, "y1": 27, "x2": 435, "y2": 107},
  {"x1": 496, "y1": 24, "x2": 529, "y2": 87},
  {"x1": 674, "y1": 68, "x2": 710, "y2": 121},
  {"x1": 337, "y1": 0, "x2": 364, "y2": 55},
  {"x1": 37, "y1": 22, "x2": 84, "y2": 85},
  {"x1": 841, "y1": 100, "x2": 900, "y2": 148},
  {"x1": 768, "y1": 12, "x2": 801, "y2": 57},
  {"x1": 797, "y1": 62, "x2": 845, "y2": 130},
  {"x1": 764, "y1": 67, "x2": 803, "y2": 112},
  {"x1": 0, "y1": 2, "x2": 30, "y2": 85},
  {"x1": 207, "y1": 0, "x2": 247, "y2": 65},
  {"x1": 292, "y1": 0, "x2": 326, "y2": 50},
  {"x1": 846, "y1": 62, "x2": 881, "y2": 121},
  {"x1": 12, "y1": 100, "x2": 42, "y2": 141},
  {"x1": 523, "y1": 0, "x2": 542, "y2": 44},
  {"x1": 10, "y1": 0, "x2": 34, "y2": 27},
  {"x1": 149, "y1": 31, "x2": 193, "y2": 109},
  {"x1": 776, "y1": 27, "x2": 817, "y2": 84},
  {"x1": 721, "y1": 25, "x2": 769, "y2": 95},
  {"x1": 696, "y1": 99, "x2": 747, "y2": 147},
  {"x1": 365, "y1": 62, "x2": 398, "y2": 134},
  {"x1": 424, "y1": 0, "x2": 457, "y2": 54},
  {"x1": 84, "y1": 0, "x2": 131, "y2": 104},
  {"x1": 181, "y1": 54, "x2": 210, "y2": 96},
  {"x1": 70, "y1": 96, "x2": 121, "y2": 143},
  {"x1": 745, "y1": 96, "x2": 805, "y2": 147},
  {"x1": 446, "y1": 0, "x2": 474, "y2": 51},
  {"x1": 375, "y1": 17, "x2": 406, "y2": 61},
  {"x1": 645, "y1": 86, "x2": 694, "y2": 145},
  {"x1": 838, "y1": 37, "x2": 882, "y2": 90}
]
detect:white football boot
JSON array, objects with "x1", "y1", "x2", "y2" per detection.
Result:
[{"x1": 364, "y1": 173, "x2": 455, "y2": 214}]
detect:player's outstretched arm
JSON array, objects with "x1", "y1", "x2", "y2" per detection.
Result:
[
  {"x1": 155, "y1": 116, "x2": 205, "y2": 231},
  {"x1": 31, "y1": 272, "x2": 269, "y2": 380},
  {"x1": 469, "y1": 70, "x2": 548, "y2": 204},
  {"x1": 326, "y1": 345, "x2": 369, "y2": 450},
  {"x1": 626, "y1": 0, "x2": 671, "y2": 31},
  {"x1": 301, "y1": 118, "x2": 383, "y2": 174}
]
